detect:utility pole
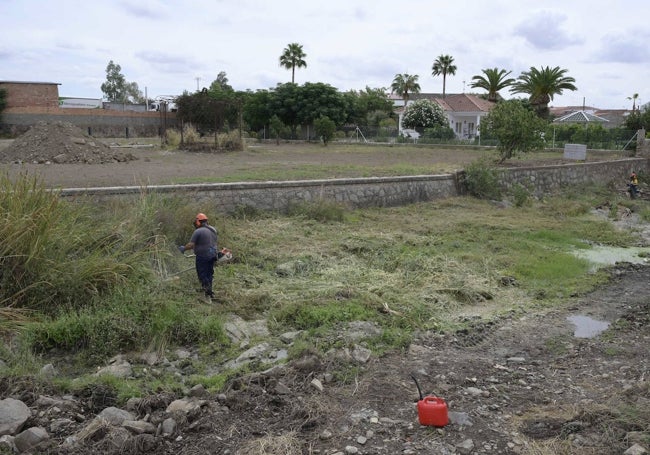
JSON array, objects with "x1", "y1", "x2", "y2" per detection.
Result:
[{"x1": 195, "y1": 77, "x2": 200, "y2": 91}]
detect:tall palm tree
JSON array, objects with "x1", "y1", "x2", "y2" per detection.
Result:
[
  {"x1": 511, "y1": 66, "x2": 577, "y2": 118},
  {"x1": 279, "y1": 43, "x2": 307, "y2": 84},
  {"x1": 391, "y1": 73, "x2": 421, "y2": 108},
  {"x1": 627, "y1": 93, "x2": 639, "y2": 112},
  {"x1": 470, "y1": 68, "x2": 515, "y2": 102},
  {"x1": 431, "y1": 54, "x2": 457, "y2": 98}
]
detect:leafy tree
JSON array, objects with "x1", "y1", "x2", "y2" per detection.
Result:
[
  {"x1": 279, "y1": 43, "x2": 307, "y2": 83},
  {"x1": 391, "y1": 73, "x2": 420, "y2": 107},
  {"x1": 624, "y1": 107, "x2": 650, "y2": 131},
  {"x1": 270, "y1": 83, "x2": 301, "y2": 137},
  {"x1": 210, "y1": 71, "x2": 233, "y2": 93},
  {"x1": 296, "y1": 82, "x2": 348, "y2": 127},
  {"x1": 344, "y1": 86, "x2": 394, "y2": 127},
  {"x1": 242, "y1": 89, "x2": 273, "y2": 134},
  {"x1": 470, "y1": 68, "x2": 515, "y2": 102},
  {"x1": 314, "y1": 115, "x2": 336, "y2": 145},
  {"x1": 176, "y1": 89, "x2": 232, "y2": 133},
  {"x1": 511, "y1": 66, "x2": 577, "y2": 119},
  {"x1": 269, "y1": 114, "x2": 286, "y2": 144},
  {"x1": 401, "y1": 99, "x2": 447, "y2": 132},
  {"x1": 124, "y1": 81, "x2": 144, "y2": 103},
  {"x1": 100, "y1": 61, "x2": 127, "y2": 102},
  {"x1": 431, "y1": 54, "x2": 457, "y2": 98},
  {"x1": 479, "y1": 99, "x2": 547, "y2": 163}
]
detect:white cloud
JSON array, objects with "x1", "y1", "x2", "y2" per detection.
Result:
[
  {"x1": 1, "y1": 0, "x2": 649, "y2": 108},
  {"x1": 514, "y1": 11, "x2": 584, "y2": 50}
]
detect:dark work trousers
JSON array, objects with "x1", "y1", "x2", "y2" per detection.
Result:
[{"x1": 195, "y1": 255, "x2": 217, "y2": 296}]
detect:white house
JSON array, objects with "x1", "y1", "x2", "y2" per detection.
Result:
[{"x1": 390, "y1": 93, "x2": 495, "y2": 139}]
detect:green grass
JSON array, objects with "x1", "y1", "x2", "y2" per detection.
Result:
[{"x1": 1, "y1": 170, "x2": 648, "y2": 397}]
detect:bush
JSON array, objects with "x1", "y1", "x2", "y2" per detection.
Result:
[
  {"x1": 462, "y1": 158, "x2": 502, "y2": 200},
  {"x1": 511, "y1": 183, "x2": 532, "y2": 207}
]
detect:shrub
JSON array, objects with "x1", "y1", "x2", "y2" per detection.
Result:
[
  {"x1": 511, "y1": 183, "x2": 532, "y2": 207},
  {"x1": 462, "y1": 158, "x2": 502, "y2": 200}
]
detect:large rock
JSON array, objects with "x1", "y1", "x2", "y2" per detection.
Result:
[
  {"x1": 0, "y1": 398, "x2": 31, "y2": 436},
  {"x1": 98, "y1": 407, "x2": 135, "y2": 425},
  {"x1": 14, "y1": 427, "x2": 49, "y2": 453}
]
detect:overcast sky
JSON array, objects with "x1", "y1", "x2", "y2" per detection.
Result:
[{"x1": 2, "y1": 0, "x2": 649, "y2": 110}]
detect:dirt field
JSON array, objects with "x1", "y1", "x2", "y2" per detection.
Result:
[{"x1": 1, "y1": 131, "x2": 648, "y2": 454}]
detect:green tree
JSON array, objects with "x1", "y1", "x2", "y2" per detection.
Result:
[
  {"x1": 269, "y1": 114, "x2": 286, "y2": 145},
  {"x1": 176, "y1": 89, "x2": 231, "y2": 133},
  {"x1": 100, "y1": 60, "x2": 127, "y2": 102},
  {"x1": 210, "y1": 71, "x2": 233, "y2": 93},
  {"x1": 479, "y1": 99, "x2": 547, "y2": 163},
  {"x1": 124, "y1": 81, "x2": 144, "y2": 103},
  {"x1": 279, "y1": 43, "x2": 307, "y2": 83},
  {"x1": 470, "y1": 68, "x2": 515, "y2": 102},
  {"x1": 296, "y1": 82, "x2": 348, "y2": 127},
  {"x1": 401, "y1": 99, "x2": 447, "y2": 132},
  {"x1": 314, "y1": 115, "x2": 336, "y2": 145},
  {"x1": 431, "y1": 54, "x2": 457, "y2": 98},
  {"x1": 391, "y1": 73, "x2": 421, "y2": 108},
  {"x1": 242, "y1": 89, "x2": 273, "y2": 134},
  {"x1": 270, "y1": 83, "x2": 301, "y2": 138},
  {"x1": 344, "y1": 86, "x2": 394, "y2": 127},
  {"x1": 511, "y1": 66, "x2": 577, "y2": 119}
]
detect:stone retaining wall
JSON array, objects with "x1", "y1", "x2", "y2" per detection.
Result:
[
  {"x1": 56, "y1": 158, "x2": 649, "y2": 213},
  {"x1": 496, "y1": 158, "x2": 648, "y2": 196}
]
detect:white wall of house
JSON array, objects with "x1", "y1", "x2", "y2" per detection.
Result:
[{"x1": 397, "y1": 100, "x2": 487, "y2": 139}]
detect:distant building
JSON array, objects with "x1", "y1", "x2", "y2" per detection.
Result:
[
  {"x1": 0, "y1": 80, "x2": 61, "y2": 109},
  {"x1": 549, "y1": 105, "x2": 631, "y2": 128},
  {"x1": 0, "y1": 80, "x2": 176, "y2": 137},
  {"x1": 389, "y1": 93, "x2": 494, "y2": 139}
]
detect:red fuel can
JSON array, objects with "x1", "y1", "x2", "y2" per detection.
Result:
[{"x1": 417, "y1": 396, "x2": 449, "y2": 427}]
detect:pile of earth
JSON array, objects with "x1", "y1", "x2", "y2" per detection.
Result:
[{"x1": 0, "y1": 122, "x2": 138, "y2": 164}]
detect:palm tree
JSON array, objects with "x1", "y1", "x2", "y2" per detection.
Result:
[
  {"x1": 511, "y1": 66, "x2": 577, "y2": 118},
  {"x1": 279, "y1": 43, "x2": 307, "y2": 84},
  {"x1": 470, "y1": 68, "x2": 515, "y2": 102},
  {"x1": 391, "y1": 73, "x2": 421, "y2": 108},
  {"x1": 431, "y1": 54, "x2": 457, "y2": 98},
  {"x1": 627, "y1": 93, "x2": 639, "y2": 112}
]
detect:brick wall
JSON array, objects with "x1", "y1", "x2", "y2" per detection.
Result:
[
  {"x1": 1, "y1": 81, "x2": 177, "y2": 137},
  {"x1": 0, "y1": 81, "x2": 60, "y2": 109}
]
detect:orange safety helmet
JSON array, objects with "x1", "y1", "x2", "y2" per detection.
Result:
[{"x1": 194, "y1": 212, "x2": 208, "y2": 227}]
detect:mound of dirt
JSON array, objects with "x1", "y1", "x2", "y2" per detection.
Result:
[{"x1": 0, "y1": 121, "x2": 138, "y2": 164}]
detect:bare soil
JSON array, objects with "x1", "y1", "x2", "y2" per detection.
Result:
[
  {"x1": 1, "y1": 123, "x2": 648, "y2": 454},
  {"x1": 0, "y1": 122, "x2": 628, "y2": 188}
]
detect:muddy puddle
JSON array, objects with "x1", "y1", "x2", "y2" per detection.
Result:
[
  {"x1": 572, "y1": 245, "x2": 650, "y2": 270},
  {"x1": 567, "y1": 315, "x2": 610, "y2": 338}
]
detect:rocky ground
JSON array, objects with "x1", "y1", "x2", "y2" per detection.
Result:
[{"x1": 1, "y1": 260, "x2": 648, "y2": 455}]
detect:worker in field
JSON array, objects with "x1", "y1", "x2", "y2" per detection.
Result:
[
  {"x1": 178, "y1": 213, "x2": 218, "y2": 303},
  {"x1": 629, "y1": 172, "x2": 639, "y2": 199}
]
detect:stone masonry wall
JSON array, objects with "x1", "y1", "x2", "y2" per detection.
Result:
[
  {"x1": 56, "y1": 158, "x2": 649, "y2": 213},
  {"x1": 496, "y1": 158, "x2": 648, "y2": 197}
]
